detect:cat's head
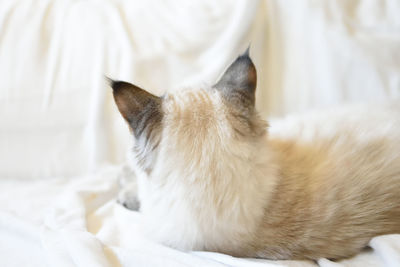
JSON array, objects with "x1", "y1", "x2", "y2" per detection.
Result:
[{"x1": 111, "y1": 50, "x2": 267, "y2": 178}]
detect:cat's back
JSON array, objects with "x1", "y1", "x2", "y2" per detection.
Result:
[
  {"x1": 268, "y1": 100, "x2": 400, "y2": 189},
  {"x1": 254, "y1": 100, "x2": 400, "y2": 260},
  {"x1": 268, "y1": 100, "x2": 400, "y2": 143}
]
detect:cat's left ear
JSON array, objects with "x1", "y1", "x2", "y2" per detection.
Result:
[
  {"x1": 214, "y1": 48, "x2": 257, "y2": 111},
  {"x1": 109, "y1": 79, "x2": 163, "y2": 139}
]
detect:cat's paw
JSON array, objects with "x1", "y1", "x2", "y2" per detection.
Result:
[
  {"x1": 117, "y1": 189, "x2": 140, "y2": 211},
  {"x1": 117, "y1": 163, "x2": 140, "y2": 210}
]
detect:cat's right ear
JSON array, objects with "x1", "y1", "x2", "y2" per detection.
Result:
[
  {"x1": 109, "y1": 79, "x2": 163, "y2": 138},
  {"x1": 214, "y1": 48, "x2": 257, "y2": 113}
]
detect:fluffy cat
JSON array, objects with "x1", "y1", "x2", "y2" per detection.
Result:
[{"x1": 110, "y1": 50, "x2": 400, "y2": 260}]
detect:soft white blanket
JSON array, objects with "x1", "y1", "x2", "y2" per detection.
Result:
[
  {"x1": 1, "y1": 0, "x2": 399, "y2": 266},
  {"x1": 1, "y1": 167, "x2": 400, "y2": 267}
]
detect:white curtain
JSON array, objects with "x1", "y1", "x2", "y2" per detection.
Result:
[{"x1": 1, "y1": 0, "x2": 399, "y2": 179}]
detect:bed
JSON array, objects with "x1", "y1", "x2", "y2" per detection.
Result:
[{"x1": 1, "y1": 1, "x2": 399, "y2": 266}]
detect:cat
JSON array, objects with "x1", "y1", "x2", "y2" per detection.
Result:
[{"x1": 110, "y1": 49, "x2": 400, "y2": 260}]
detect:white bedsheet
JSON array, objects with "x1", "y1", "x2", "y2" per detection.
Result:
[
  {"x1": 1, "y1": 0, "x2": 399, "y2": 266},
  {"x1": 1, "y1": 166, "x2": 399, "y2": 267}
]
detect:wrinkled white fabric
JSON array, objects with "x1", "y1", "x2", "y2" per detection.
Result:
[
  {"x1": 1, "y1": 166, "x2": 399, "y2": 267},
  {"x1": 0, "y1": 0, "x2": 399, "y2": 266}
]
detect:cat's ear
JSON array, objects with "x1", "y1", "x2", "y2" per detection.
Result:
[
  {"x1": 214, "y1": 48, "x2": 257, "y2": 111},
  {"x1": 110, "y1": 79, "x2": 162, "y2": 138}
]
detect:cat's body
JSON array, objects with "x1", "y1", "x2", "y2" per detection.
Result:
[
  {"x1": 251, "y1": 103, "x2": 400, "y2": 259},
  {"x1": 111, "y1": 51, "x2": 400, "y2": 260}
]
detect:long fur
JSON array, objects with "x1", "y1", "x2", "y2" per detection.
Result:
[{"x1": 112, "y1": 55, "x2": 400, "y2": 260}]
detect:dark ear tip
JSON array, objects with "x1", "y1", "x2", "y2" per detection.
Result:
[
  {"x1": 104, "y1": 76, "x2": 125, "y2": 92},
  {"x1": 243, "y1": 45, "x2": 250, "y2": 57},
  {"x1": 104, "y1": 76, "x2": 115, "y2": 88},
  {"x1": 236, "y1": 45, "x2": 253, "y2": 65}
]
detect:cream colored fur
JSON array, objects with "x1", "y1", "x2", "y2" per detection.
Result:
[
  {"x1": 123, "y1": 93, "x2": 400, "y2": 260},
  {"x1": 112, "y1": 54, "x2": 400, "y2": 260}
]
